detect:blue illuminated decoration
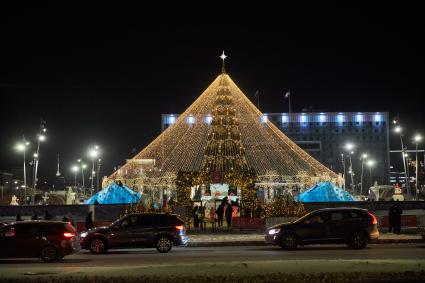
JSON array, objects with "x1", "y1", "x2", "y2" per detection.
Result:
[
  {"x1": 261, "y1": 114, "x2": 268, "y2": 123},
  {"x1": 168, "y1": 115, "x2": 176, "y2": 124},
  {"x1": 204, "y1": 115, "x2": 213, "y2": 124},
  {"x1": 294, "y1": 182, "x2": 355, "y2": 202},
  {"x1": 85, "y1": 182, "x2": 141, "y2": 204},
  {"x1": 187, "y1": 115, "x2": 196, "y2": 124}
]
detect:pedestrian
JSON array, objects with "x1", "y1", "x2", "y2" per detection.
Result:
[
  {"x1": 225, "y1": 201, "x2": 233, "y2": 231},
  {"x1": 16, "y1": 213, "x2": 23, "y2": 221},
  {"x1": 198, "y1": 206, "x2": 205, "y2": 231},
  {"x1": 85, "y1": 211, "x2": 94, "y2": 230},
  {"x1": 216, "y1": 204, "x2": 224, "y2": 227},
  {"x1": 393, "y1": 204, "x2": 402, "y2": 234},
  {"x1": 44, "y1": 210, "x2": 52, "y2": 220},
  {"x1": 192, "y1": 205, "x2": 199, "y2": 228}
]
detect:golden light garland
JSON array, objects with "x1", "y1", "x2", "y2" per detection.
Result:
[{"x1": 106, "y1": 70, "x2": 342, "y2": 197}]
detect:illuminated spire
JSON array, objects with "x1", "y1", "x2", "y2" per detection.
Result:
[{"x1": 220, "y1": 51, "x2": 227, "y2": 73}]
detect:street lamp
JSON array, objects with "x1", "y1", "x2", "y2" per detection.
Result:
[
  {"x1": 32, "y1": 121, "x2": 46, "y2": 205},
  {"x1": 366, "y1": 159, "x2": 375, "y2": 188},
  {"x1": 78, "y1": 159, "x2": 87, "y2": 196},
  {"x1": 344, "y1": 143, "x2": 355, "y2": 192},
  {"x1": 360, "y1": 153, "x2": 368, "y2": 195},
  {"x1": 15, "y1": 138, "x2": 30, "y2": 202},
  {"x1": 88, "y1": 146, "x2": 100, "y2": 194},
  {"x1": 394, "y1": 125, "x2": 410, "y2": 197},
  {"x1": 71, "y1": 165, "x2": 79, "y2": 187},
  {"x1": 413, "y1": 134, "x2": 422, "y2": 200}
]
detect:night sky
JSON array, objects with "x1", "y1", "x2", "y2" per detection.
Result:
[{"x1": 1, "y1": 3, "x2": 424, "y2": 184}]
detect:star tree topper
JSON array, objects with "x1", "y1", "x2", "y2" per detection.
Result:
[{"x1": 220, "y1": 51, "x2": 227, "y2": 73}]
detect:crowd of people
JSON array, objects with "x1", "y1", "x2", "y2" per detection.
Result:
[{"x1": 192, "y1": 197, "x2": 237, "y2": 231}]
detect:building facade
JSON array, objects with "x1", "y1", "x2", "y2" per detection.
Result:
[{"x1": 162, "y1": 112, "x2": 390, "y2": 192}]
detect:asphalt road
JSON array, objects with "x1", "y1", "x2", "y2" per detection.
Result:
[{"x1": 1, "y1": 243, "x2": 425, "y2": 267}]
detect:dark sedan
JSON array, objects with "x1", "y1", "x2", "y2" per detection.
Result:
[
  {"x1": 266, "y1": 207, "x2": 379, "y2": 250},
  {"x1": 0, "y1": 221, "x2": 80, "y2": 262},
  {"x1": 80, "y1": 213, "x2": 189, "y2": 254}
]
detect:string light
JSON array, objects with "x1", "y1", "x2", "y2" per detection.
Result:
[{"x1": 107, "y1": 72, "x2": 341, "y2": 191}]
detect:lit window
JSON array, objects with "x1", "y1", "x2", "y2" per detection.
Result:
[
  {"x1": 261, "y1": 115, "x2": 268, "y2": 123},
  {"x1": 187, "y1": 115, "x2": 196, "y2": 124},
  {"x1": 281, "y1": 115, "x2": 288, "y2": 124},
  {"x1": 168, "y1": 115, "x2": 176, "y2": 124},
  {"x1": 205, "y1": 115, "x2": 213, "y2": 124}
]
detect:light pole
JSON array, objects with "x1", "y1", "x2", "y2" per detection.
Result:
[
  {"x1": 341, "y1": 153, "x2": 346, "y2": 189},
  {"x1": 32, "y1": 122, "x2": 46, "y2": 204},
  {"x1": 367, "y1": 159, "x2": 375, "y2": 188},
  {"x1": 78, "y1": 159, "x2": 87, "y2": 196},
  {"x1": 15, "y1": 138, "x2": 30, "y2": 203},
  {"x1": 395, "y1": 125, "x2": 410, "y2": 197},
  {"x1": 344, "y1": 143, "x2": 355, "y2": 192},
  {"x1": 413, "y1": 134, "x2": 422, "y2": 200},
  {"x1": 360, "y1": 153, "x2": 368, "y2": 195},
  {"x1": 88, "y1": 145, "x2": 99, "y2": 195},
  {"x1": 72, "y1": 165, "x2": 79, "y2": 187}
]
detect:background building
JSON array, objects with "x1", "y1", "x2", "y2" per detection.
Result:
[{"x1": 162, "y1": 112, "x2": 390, "y2": 192}]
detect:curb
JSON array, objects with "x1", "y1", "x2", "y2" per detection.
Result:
[{"x1": 187, "y1": 239, "x2": 424, "y2": 247}]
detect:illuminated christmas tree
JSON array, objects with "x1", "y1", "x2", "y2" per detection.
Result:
[{"x1": 106, "y1": 52, "x2": 342, "y2": 199}]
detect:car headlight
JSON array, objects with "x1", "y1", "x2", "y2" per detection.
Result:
[
  {"x1": 268, "y1": 228, "x2": 281, "y2": 235},
  {"x1": 80, "y1": 232, "x2": 88, "y2": 238}
]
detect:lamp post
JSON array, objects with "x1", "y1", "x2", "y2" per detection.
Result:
[
  {"x1": 344, "y1": 143, "x2": 355, "y2": 192},
  {"x1": 413, "y1": 134, "x2": 422, "y2": 200},
  {"x1": 88, "y1": 145, "x2": 99, "y2": 195},
  {"x1": 32, "y1": 122, "x2": 46, "y2": 205},
  {"x1": 366, "y1": 159, "x2": 375, "y2": 187},
  {"x1": 71, "y1": 165, "x2": 78, "y2": 187},
  {"x1": 360, "y1": 153, "x2": 368, "y2": 195},
  {"x1": 78, "y1": 159, "x2": 87, "y2": 196},
  {"x1": 15, "y1": 138, "x2": 30, "y2": 202},
  {"x1": 341, "y1": 153, "x2": 346, "y2": 190},
  {"x1": 394, "y1": 125, "x2": 410, "y2": 197}
]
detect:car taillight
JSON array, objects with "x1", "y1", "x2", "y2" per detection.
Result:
[
  {"x1": 368, "y1": 212, "x2": 378, "y2": 225},
  {"x1": 63, "y1": 232, "x2": 76, "y2": 238},
  {"x1": 175, "y1": 225, "x2": 184, "y2": 231}
]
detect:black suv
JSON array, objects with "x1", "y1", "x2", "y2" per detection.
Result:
[
  {"x1": 265, "y1": 208, "x2": 379, "y2": 250},
  {"x1": 0, "y1": 221, "x2": 80, "y2": 262},
  {"x1": 80, "y1": 213, "x2": 188, "y2": 254}
]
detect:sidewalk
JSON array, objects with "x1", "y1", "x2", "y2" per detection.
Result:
[{"x1": 186, "y1": 232, "x2": 424, "y2": 247}]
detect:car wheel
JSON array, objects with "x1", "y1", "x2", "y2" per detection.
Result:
[
  {"x1": 349, "y1": 232, "x2": 368, "y2": 249},
  {"x1": 89, "y1": 238, "x2": 106, "y2": 254},
  {"x1": 280, "y1": 234, "x2": 298, "y2": 250},
  {"x1": 156, "y1": 236, "x2": 173, "y2": 253},
  {"x1": 40, "y1": 245, "x2": 59, "y2": 262}
]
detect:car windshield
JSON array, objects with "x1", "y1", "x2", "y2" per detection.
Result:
[{"x1": 293, "y1": 212, "x2": 313, "y2": 223}]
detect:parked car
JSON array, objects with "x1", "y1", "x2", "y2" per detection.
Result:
[
  {"x1": 80, "y1": 213, "x2": 189, "y2": 254},
  {"x1": 0, "y1": 221, "x2": 80, "y2": 262},
  {"x1": 265, "y1": 207, "x2": 379, "y2": 250}
]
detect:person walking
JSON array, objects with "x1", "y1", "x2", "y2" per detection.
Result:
[
  {"x1": 225, "y1": 202, "x2": 233, "y2": 231},
  {"x1": 393, "y1": 204, "x2": 403, "y2": 234},
  {"x1": 85, "y1": 211, "x2": 94, "y2": 230},
  {"x1": 388, "y1": 205, "x2": 395, "y2": 233},
  {"x1": 192, "y1": 205, "x2": 199, "y2": 228},
  {"x1": 216, "y1": 203, "x2": 224, "y2": 227}
]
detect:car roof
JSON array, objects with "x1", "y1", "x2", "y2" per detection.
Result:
[
  {"x1": 313, "y1": 207, "x2": 368, "y2": 213},
  {"x1": 126, "y1": 213, "x2": 178, "y2": 217},
  {"x1": 9, "y1": 221, "x2": 68, "y2": 226}
]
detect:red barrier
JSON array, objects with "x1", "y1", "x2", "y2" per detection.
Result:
[
  {"x1": 380, "y1": 215, "x2": 417, "y2": 228},
  {"x1": 232, "y1": 217, "x2": 263, "y2": 229}
]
